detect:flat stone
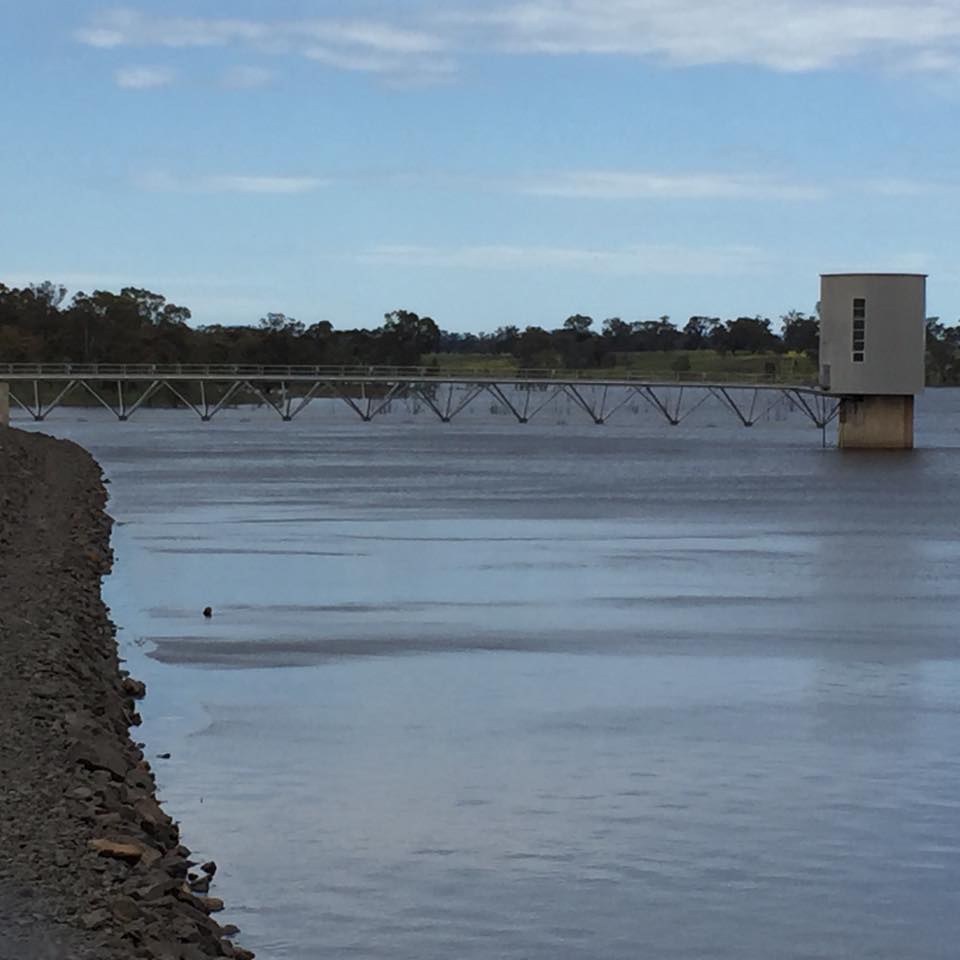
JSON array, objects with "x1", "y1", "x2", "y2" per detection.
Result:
[
  {"x1": 71, "y1": 740, "x2": 129, "y2": 781},
  {"x1": 189, "y1": 875, "x2": 210, "y2": 894},
  {"x1": 121, "y1": 676, "x2": 146, "y2": 699},
  {"x1": 88, "y1": 837, "x2": 161, "y2": 866},
  {"x1": 110, "y1": 895, "x2": 143, "y2": 922},
  {"x1": 80, "y1": 907, "x2": 111, "y2": 930}
]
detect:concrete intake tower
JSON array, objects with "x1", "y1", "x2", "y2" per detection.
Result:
[{"x1": 818, "y1": 273, "x2": 926, "y2": 449}]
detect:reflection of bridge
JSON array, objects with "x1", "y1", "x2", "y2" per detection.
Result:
[{"x1": 0, "y1": 364, "x2": 839, "y2": 432}]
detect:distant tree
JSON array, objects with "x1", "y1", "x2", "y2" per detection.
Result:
[
  {"x1": 493, "y1": 325, "x2": 520, "y2": 355},
  {"x1": 515, "y1": 326, "x2": 560, "y2": 368},
  {"x1": 554, "y1": 315, "x2": 599, "y2": 368},
  {"x1": 724, "y1": 316, "x2": 780, "y2": 354},
  {"x1": 381, "y1": 309, "x2": 440, "y2": 365},
  {"x1": 29, "y1": 281, "x2": 67, "y2": 309},
  {"x1": 599, "y1": 317, "x2": 632, "y2": 362},
  {"x1": 306, "y1": 320, "x2": 334, "y2": 341},
  {"x1": 926, "y1": 317, "x2": 960, "y2": 384},
  {"x1": 631, "y1": 318, "x2": 681, "y2": 352},
  {"x1": 259, "y1": 312, "x2": 304, "y2": 336},
  {"x1": 601, "y1": 317, "x2": 630, "y2": 339},
  {"x1": 121, "y1": 288, "x2": 191, "y2": 328},
  {"x1": 781, "y1": 310, "x2": 818, "y2": 355},
  {"x1": 563, "y1": 314, "x2": 593, "y2": 334},
  {"x1": 682, "y1": 316, "x2": 715, "y2": 350}
]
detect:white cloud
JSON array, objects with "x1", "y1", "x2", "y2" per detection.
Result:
[
  {"x1": 78, "y1": 9, "x2": 451, "y2": 82},
  {"x1": 78, "y1": 10, "x2": 269, "y2": 49},
  {"x1": 860, "y1": 177, "x2": 935, "y2": 197},
  {"x1": 131, "y1": 164, "x2": 960, "y2": 203},
  {"x1": 206, "y1": 175, "x2": 326, "y2": 194},
  {"x1": 137, "y1": 171, "x2": 327, "y2": 194},
  {"x1": 78, "y1": 3, "x2": 960, "y2": 84},
  {"x1": 518, "y1": 170, "x2": 825, "y2": 200},
  {"x1": 115, "y1": 66, "x2": 175, "y2": 89},
  {"x1": 468, "y1": 1, "x2": 960, "y2": 72},
  {"x1": 304, "y1": 20, "x2": 447, "y2": 56},
  {"x1": 79, "y1": 27, "x2": 127, "y2": 49},
  {"x1": 303, "y1": 45, "x2": 456, "y2": 80},
  {"x1": 856, "y1": 176, "x2": 960, "y2": 197},
  {"x1": 358, "y1": 242, "x2": 772, "y2": 275},
  {"x1": 221, "y1": 66, "x2": 274, "y2": 89}
]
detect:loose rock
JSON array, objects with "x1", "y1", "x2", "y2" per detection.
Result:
[{"x1": 0, "y1": 429, "x2": 254, "y2": 959}]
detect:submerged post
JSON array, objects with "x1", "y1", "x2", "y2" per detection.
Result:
[
  {"x1": 0, "y1": 382, "x2": 9, "y2": 427},
  {"x1": 819, "y1": 273, "x2": 926, "y2": 449}
]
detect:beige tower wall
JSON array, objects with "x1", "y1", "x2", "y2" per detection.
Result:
[
  {"x1": 819, "y1": 274, "x2": 926, "y2": 396},
  {"x1": 838, "y1": 395, "x2": 914, "y2": 449}
]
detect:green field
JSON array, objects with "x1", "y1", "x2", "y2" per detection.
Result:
[{"x1": 422, "y1": 350, "x2": 818, "y2": 383}]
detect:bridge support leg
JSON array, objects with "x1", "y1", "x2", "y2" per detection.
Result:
[
  {"x1": 0, "y1": 382, "x2": 8, "y2": 427},
  {"x1": 838, "y1": 395, "x2": 913, "y2": 449}
]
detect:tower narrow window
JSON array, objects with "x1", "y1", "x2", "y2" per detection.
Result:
[{"x1": 852, "y1": 299, "x2": 866, "y2": 361}]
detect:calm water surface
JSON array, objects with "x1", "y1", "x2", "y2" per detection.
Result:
[{"x1": 20, "y1": 391, "x2": 960, "y2": 959}]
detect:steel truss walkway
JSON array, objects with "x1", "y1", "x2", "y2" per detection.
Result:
[{"x1": 0, "y1": 364, "x2": 840, "y2": 431}]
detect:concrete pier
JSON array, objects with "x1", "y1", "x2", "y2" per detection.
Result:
[
  {"x1": 0, "y1": 382, "x2": 9, "y2": 427},
  {"x1": 838, "y1": 395, "x2": 914, "y2": 450}
]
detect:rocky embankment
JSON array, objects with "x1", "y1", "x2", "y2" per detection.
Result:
[{"x1": 0, "y1": 428, "x2": 252, "y2": 960}]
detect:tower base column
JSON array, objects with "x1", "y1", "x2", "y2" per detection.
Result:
[
  {"x1": 0, "y1": 383, "x2": 8, "y2": 428},
  {"x1": 838, "y1": 394, "x2": 913, "y2": 449}
]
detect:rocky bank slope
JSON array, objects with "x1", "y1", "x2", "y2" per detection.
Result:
[{"x1": 0, "y1": 427, "x2": 252, "y2": 960}]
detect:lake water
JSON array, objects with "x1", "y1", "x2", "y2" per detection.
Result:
[{"x1": 18, "y1": 388, "x2": 960, "y2": 959}]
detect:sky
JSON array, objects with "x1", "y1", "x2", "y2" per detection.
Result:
[{"x1": 3, "y1": 1, "x2": 960, "y2": 334}]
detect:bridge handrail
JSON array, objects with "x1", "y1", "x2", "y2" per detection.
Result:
[{"x1": 0, "y1": 362, "x2": 817, "y2": 386}]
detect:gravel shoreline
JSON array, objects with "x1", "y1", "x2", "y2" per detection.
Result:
[{"x1": 0, "y1": 427, "x2": 253, "y2": 960}]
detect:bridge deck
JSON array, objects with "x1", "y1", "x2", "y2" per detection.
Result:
[
  {"x1": 0, "y1": 363, "x2": 818, "y2": 390},
  {"x1": 0, "y1": 364, "x2": 836, "y2": 431}
]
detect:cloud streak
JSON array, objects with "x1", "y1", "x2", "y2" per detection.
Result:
[
  {"x1": 77, "y1": 8, "x2": 451, "y2": 82},
  {"x1": 220, "y1": 66, "x2": 273, "y2": 89},
  {"x1": 132, "y1": 165, "x2": 960, "y2": 202},
  {"x1": 115, "y1": 66, "x2": 175, "y2": 89},
  {"x1": 518, "y1": 170, "x2": 825, "y2": 200},
  {"x1": 468, "y1": 1, "x2": 960, "y2": 73},
  {"x1": 78, "y1": 2, "x2": 960, "y2": 82},
  {"x1": 357, "y1": 242, "x2": 773, "y2": 276},
  {"x1": 137, "y1": 172, "x2": 327, "y2": 194}
]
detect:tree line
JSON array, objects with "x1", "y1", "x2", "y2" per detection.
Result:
[{"x1": 1, "y1": 281, "x2": 958, "y2": 381}]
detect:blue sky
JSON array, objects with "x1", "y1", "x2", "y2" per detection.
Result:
[{"x1": 3, "y1": 1, "x2": 960, "y2": 333}]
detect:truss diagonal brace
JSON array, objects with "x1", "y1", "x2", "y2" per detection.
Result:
[
  {"x1": 78, "y1": 380, "x2": 122, "y2": 419},
  {"x1": 242, "y1": 380, "x2": 288, "y2": 420},
  {"x1": 711, "y1": 387, "x2": 760, "y2": 427},
  {"x1": 287, "y1": 381, "x2": 326, "y2": 421},
  {"x1": 161, "y1": 381, "x2": 206, "y2": 420},
  {"x1": 639, "y1": 386, "x2": 680, "y2": 425},
  {"x1": 17, "y1": 379, "x2": 81, "y2": 421},
  {"x1": 786, "y1": 389, "x2": 839, "y2": 429},
  {"x1": 333, "y1": 384, "x2": 371, "y2": 421},
  {"x1": 204, "y1": 380, "x2": 245, "y2": 420},
  {"x1": 8, "y1": 388, "x2": 35, "y2": 419},
  {"x1": 563, "y1": 384, "x2": 604, "y2": 424},
  {"x1": 485, "y1": 383, "x2": 527, "y2": 423},
  {"x1": 366, "y1": 382, "x2": 404, "y2": 420},
  {"x1": 120, "y1": 380, "x2": 163, "y2": 420}
]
